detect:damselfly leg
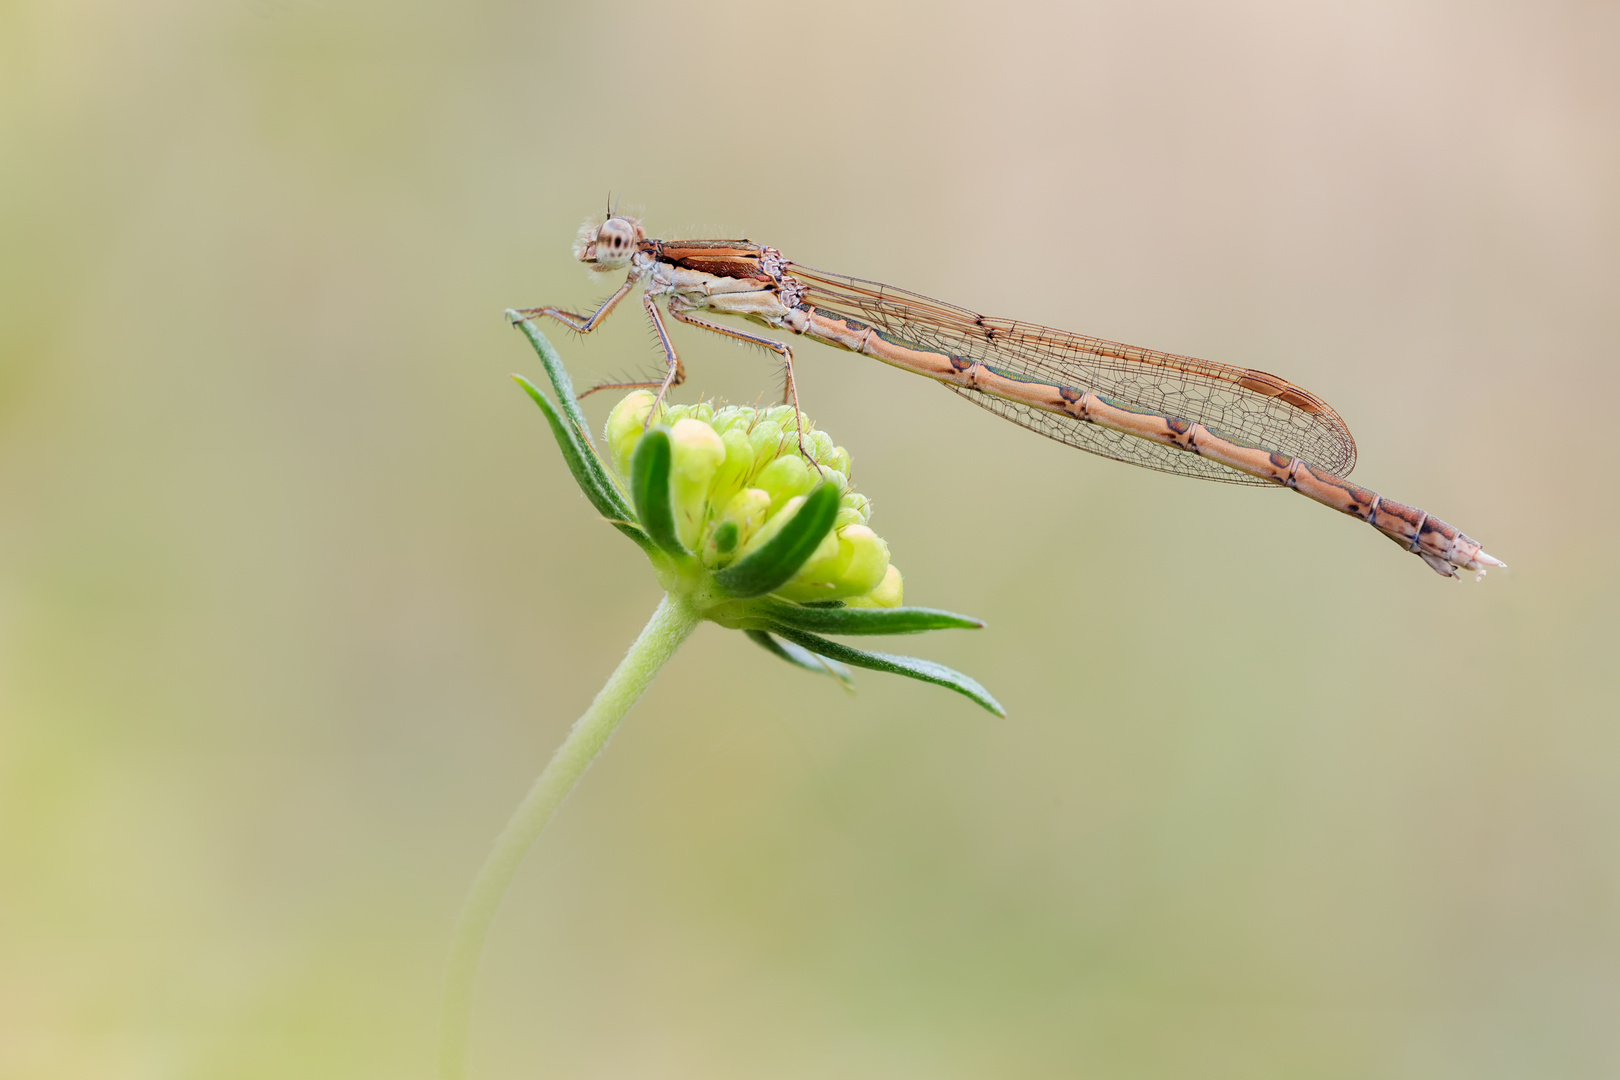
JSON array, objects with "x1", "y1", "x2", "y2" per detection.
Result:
[
  {"x1": 666, "y1": 305, "x2": 821, "y2": 468},
  {"x1": 520, "y1": 289, "x2": 685, "y2": 409}
]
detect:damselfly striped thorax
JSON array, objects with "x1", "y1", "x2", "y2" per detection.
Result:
[{"x1": 516, "y1": 213, "x2": 1504, "y2": 580}]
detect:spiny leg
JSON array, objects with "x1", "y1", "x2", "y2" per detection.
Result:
[
  {"x1": 515, "y1": 277, "x2": 635, "y2": 333},
  {"x1": 642, "y1": 295, "x2": 686, "y2": 414},
  {"x1": 667, "y1": 307, "x2": 823, "y2": 471}
]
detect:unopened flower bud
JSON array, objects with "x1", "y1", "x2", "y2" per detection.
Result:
[
  {"x1": 706, "y1": 428, "x2": 757, "y2": 512},
  {"x1": 747, "y1": 419, "x2": 785, "y2": 462},
  {"x1": 705, "y1": 487, "x2": 772, "y2": 567},
  {"x1": 805, "y1": 429, "x2": 836, "y2": 463},
  {"x1": 843, "y1": 564, "x2": 904, "y2": 609},
  {"x1": 712, "y1": 406, "x2": 751, "y2": 434},
  {"x1": 737, "y1": 492, "x2": 812, "y2": 561},
  {"x1": 669, "y1": 418, "x2": 725, "y2": 550},
  {"x1": 754, "y1": 454, "x2": 814, "y2": 514},
  {"x1": 605, "y1": 389, "x2": 658, "y2": 477},
  {"x1": 776, "y1": 522, "x2": 891, "y2": 603}
]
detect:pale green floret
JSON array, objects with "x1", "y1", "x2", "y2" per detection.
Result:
[
  {"x1": 775, "y1": 522, "x2": 891, "y2": 604},
  {"x1": 735, "y1": 491, "x2": 818, "y2": 562},
  {"x1": 835, "y1": 525, "x2": 890, "y2": 592},
  {"x1": 704, "y1": 487, "x2": 772, "y2": 568},
  {"x1": 805, "y1": 429, "x2": 836, "y2": 462},
  {"x1": 668, "y1": 418, "x2": 725, "y2": 551},
  {"x1": 712, "y1": 406, "x2": 754, "y2": 435},
  {"x1": 708, "y1": 428, "x2": 757, "y2": 509},
  {"x1": 815, "y1": 463, "x2": 851, "y2": 497},
  {"x1": 746, "y1": 419, "x2": 784, "y2": 461},
  {"x1": 606, "y1": 389, "x2": 658, "y2": 477},
  {"x1": 754, "y1": 454, "x2": 814, "y2": 515},
  {"x1": 842, "y1": 564, "x2": 904, "y2": 609},
  {"x1": 602, "y1": 389, "x2": 900, "y2": 607}
]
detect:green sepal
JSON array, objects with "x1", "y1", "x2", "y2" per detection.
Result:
[
  {"x1": 630, "y1": 427, "x2": 690, "y2": 559},
  {"x1": 770, "y1": 628, "x2": 1005, "y2": 716},
  {"x1": 745, "y1": 629, "x2": 854, "y2": 688},
  {"x1": 511, "y1": 374, "x2": 654, "y2": 557},
  {"x1": 713, "y1": 482, "x2": 840, "y2": 599},
  {"x1": 751, "y1": 600, "x2": 984, "y2": 636}
]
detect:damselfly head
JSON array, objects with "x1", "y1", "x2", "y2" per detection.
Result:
[{"x1": 573, "y1": 215, "x2": 645, "y2": 271}]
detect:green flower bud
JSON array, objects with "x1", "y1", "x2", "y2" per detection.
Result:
[
  {"x1": 753, "y1": 453, "x2": 814, "y2": 514},
  {"x1": 834, "y1": 525, "x2": 891, "y2": 595},
  {"x1": 605, "y1": 389, "x2": 658, "y2": 477},
  {"x1": 668, "y1": 418, "x2": 725, "y2": 551},
  {"x1": 790, "y1": 529, "x2": 844, "y2": 587},
  {"x1": 842, "y1": 563, "x2": 904, "y2": 609},
  {"x1": 712, "y1": 520, "x2": 740, "y2": 555},
  {"x1": 704, "y1": 487, "x2": 772, "y2": 568},
  {"x1": 712, "y1": 406, "x2": 751, "y2": 434},
  {"x1": 707, "y1": 428, "x2": 757, "y2": 513},
  {"x1": 747, "y1": 419, "x2": 785, "y2": 462},
  {"x1": 775, "y1": 522, "x2": 891, "y2": 604},
  {"x1": 805, "y1": 429, "x2": 836, "y2": 463},
  {"x1": 736, "y1": 491, "x2": 811, "y2": 561}
]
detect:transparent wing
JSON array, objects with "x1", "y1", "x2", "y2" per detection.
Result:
[{"x1": 788, "y1": 264, "x2": 1358, "y2": 481}]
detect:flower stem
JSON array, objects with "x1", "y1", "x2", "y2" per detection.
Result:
[{"x1": 439, "y1": 592, "x2": 704, "y2": 1079}]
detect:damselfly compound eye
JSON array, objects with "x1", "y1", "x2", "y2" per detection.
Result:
[{"x1": 588, "y1": 216, "x2": 640, "y2": 270}]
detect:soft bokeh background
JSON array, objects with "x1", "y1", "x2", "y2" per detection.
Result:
[{"x1": 3, "y1": 0, "x2": 1617, "y2": 1076}]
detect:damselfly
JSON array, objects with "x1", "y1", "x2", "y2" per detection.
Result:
[{"x1": 518, "y1": 214, "x2": 1503, "y2": 580}]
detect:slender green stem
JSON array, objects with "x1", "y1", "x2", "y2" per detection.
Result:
[{"x1": 439, "y1": 592, "x2": 704, "y2": 1079}]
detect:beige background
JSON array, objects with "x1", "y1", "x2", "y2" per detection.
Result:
[{"x1": 3, "y1": 0, "x2": 1617, "y2": 1077}]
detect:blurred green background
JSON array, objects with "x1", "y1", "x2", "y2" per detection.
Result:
[{"x1": 3, "y1": 0, "x2": 1617, "y2": 1077}]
